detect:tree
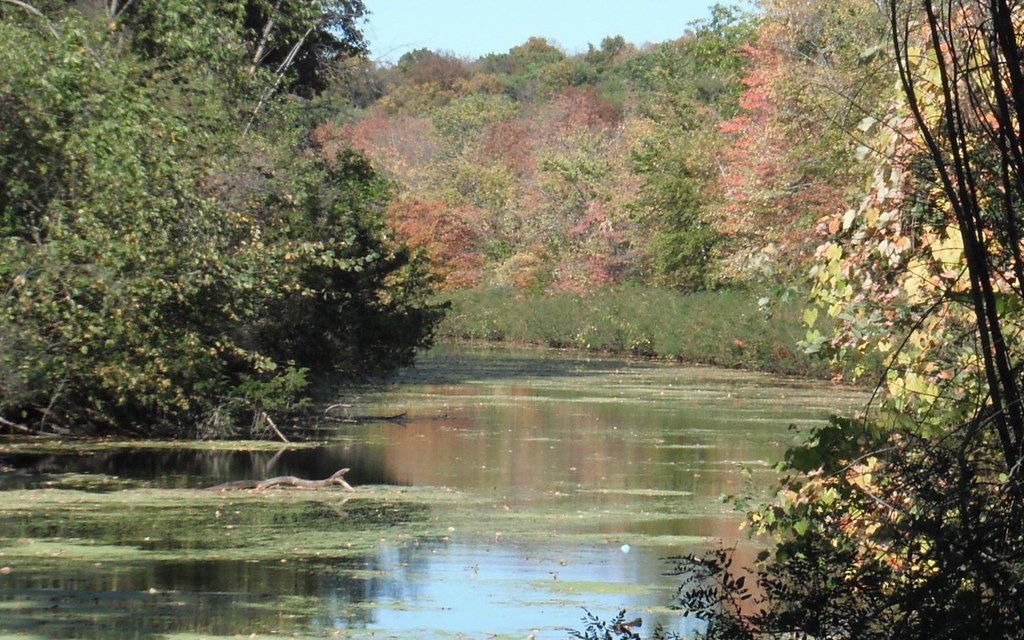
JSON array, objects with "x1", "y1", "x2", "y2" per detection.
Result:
[
  {"x1": 888, "y1": 0, "x2": 1024, "y2": 469},
  {"x1": 627, "y1": 6, "x2": 755, "y2": 288},
  {"x1": 0, "y1": 2, "x2": 439, "y2": 437},
  {"x1": 394, "y1": 48, "x2": 469, "y2": 89},
  {"x1": 105, "y1": 0, "x2": 367, "y2": 93},
  {"x1": 715, "y1": 0, "x2": 893, "y2": 280},
  {"x1": 669, "y1": 3, "x2": 1024, "y2": 638}
]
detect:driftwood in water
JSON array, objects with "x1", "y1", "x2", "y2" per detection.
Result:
[
  {"x1": 206, "y1": 468, "x2": 355, "y2": 492},
  {"x1": 323, "y1": 404, "x2": 407, "y2": 425}
]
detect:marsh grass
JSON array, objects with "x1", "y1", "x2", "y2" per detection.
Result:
[{"x1": 438, "y1": 286, "x2": 830, "y2": 377}]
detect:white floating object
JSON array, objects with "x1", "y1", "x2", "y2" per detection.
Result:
[{"x1": 621, "y1": 544, "x2": 631, "y2": 553}]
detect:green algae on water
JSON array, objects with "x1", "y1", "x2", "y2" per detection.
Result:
[{"x1": 0, "y1": 437, "x2": 325, "y2": 456}]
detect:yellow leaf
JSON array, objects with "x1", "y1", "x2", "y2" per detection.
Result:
[
  {"x1": 865, "y1": 207, "x2": 880, "y2": 227},
  {"x1": 803, "y1": 307, "x2": 819, "y2": 327},
  {"x1": 824, "y1": 243, "x2": 843, "y2": 262}
]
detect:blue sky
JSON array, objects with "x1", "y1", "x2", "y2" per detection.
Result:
[{"x1": 362, "y1": 0, "x2": 728, "y2": 63}]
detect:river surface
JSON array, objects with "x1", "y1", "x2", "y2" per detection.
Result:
[{"x1": 0, "y1": 345, "x2": 865, "y2": 640}]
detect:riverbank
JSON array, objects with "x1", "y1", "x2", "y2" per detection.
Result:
[{"x1": 437, "y1": 285, "x2": 833, "y2": 378}]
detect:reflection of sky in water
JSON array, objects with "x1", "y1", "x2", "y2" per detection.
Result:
[
  {"x1": 322, "y1": 542, "x2": 706, "y2": 639},
  {"x1": 0, "y1": 540, "x2": 708, "y2": 639},
  {"x1": 0, "y1": 346, "x2": 864, "y2": 639}
]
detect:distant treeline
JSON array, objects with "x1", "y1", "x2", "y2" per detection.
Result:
[{"x1": 325, "y1": 2, "x2": 893, "y2": 294}]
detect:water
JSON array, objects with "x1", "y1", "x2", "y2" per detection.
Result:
[{"x1": 0, "y1": 345, "x2": 866, "y2": 639}]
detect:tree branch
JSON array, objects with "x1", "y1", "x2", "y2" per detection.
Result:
[
  {"x1": 241, "y1": 24, "x2": 315, "y2": 139},
  {"x1": 1, "y1": 0, "x2": 60, "y2": 38},
  {"x1": 249, "y1": 0, "x2": 282, "y2": 74}
]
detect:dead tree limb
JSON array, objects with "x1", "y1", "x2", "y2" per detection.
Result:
[
  {"x1": 206, "y1": 468, "x2": 355, "y2": 492},
  {"x1": 259, "y1": 411, "x2": 290, "y2": 443},
  {"x1": 249, "y1": 0, "x2": 283, "y2": 74},
  {"x1": 241, "y1": 25, "x2": 315, "y2": 139},
  {"x1": 321, "y1": 411, "x2": 407, "y2": 424},
  {"x1": 0, "y1": 415, "x2": 30, "y2": 433}
]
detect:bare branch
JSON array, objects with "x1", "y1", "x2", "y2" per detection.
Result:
[
  {"x1": 241, "y1": 24, "x2": 316, "y2": 139},
  {"x1": 249, "y1": 0, "x2": 283, "y2": 74},
  {"x1": 1, "y1": 0, "x2": 60, "y2": 38}
]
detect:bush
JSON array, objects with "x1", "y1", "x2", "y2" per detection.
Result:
[{"x1": 672, "y1": 417, "x2": 1024, "y2": 640}]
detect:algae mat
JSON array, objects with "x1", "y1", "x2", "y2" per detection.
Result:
[{"x1": 0, "y1": 345, "x2": 865, "y2": 639}]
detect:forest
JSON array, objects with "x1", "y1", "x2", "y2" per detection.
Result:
[
  {"x1": 1, "y1": 0, "x2": 1024, "y2": 639},
  {"x1": 322, "y1": 2, "x2": 894, "y2": 374}
]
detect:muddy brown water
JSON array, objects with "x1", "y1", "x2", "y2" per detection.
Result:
[{"x1": 0, "y1": 345, "x2": 866, "y2": 639}]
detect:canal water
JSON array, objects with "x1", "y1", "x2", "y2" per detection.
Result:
[{"x1": 0, "y1": 345, "x2": 865, "y2": 639}]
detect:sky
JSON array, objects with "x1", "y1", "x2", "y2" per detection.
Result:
[{"x1": 361, "y1": 0, "x2": 727, "y2": 63}]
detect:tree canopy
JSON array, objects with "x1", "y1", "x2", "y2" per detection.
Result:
[{"x1": 0, "y1": 0, "x2": 439, "y2": 437}]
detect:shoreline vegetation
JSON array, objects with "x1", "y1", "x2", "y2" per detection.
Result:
[
  {"x1": 0, "y1": 1, "x2": 858, "y2": 439},
  {"x1": 0, "y1": 2, "x2": 440, "y2": 439},
  {"x1": 437, "y1": 286, "x2": 838, "y2": 379}
]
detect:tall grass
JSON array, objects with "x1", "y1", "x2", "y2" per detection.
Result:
[{"x1": 437, "y1": 285, "x2": 832, "y2": 377}]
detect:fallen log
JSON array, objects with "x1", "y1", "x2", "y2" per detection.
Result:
[
  {"x1": 0, "y1": 416, "x2": 31, "y2": 433},
  {"x1": 0, "y1": 415, "x2": 54, "y2": 436},
  {"x1": 206, "y1": 468, "x2": 355, "y2": 492}
]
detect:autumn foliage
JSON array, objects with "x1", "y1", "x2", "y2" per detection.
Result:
[
  {"x1": 324, "y1": 2, "x2": 894, "y2": 293},
  {"x1": 328, "y1": 15, "x2": 760, "y2": 292},
  {"x1": 386, "y1": 199, "x2": 485, "y2": 288}
]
